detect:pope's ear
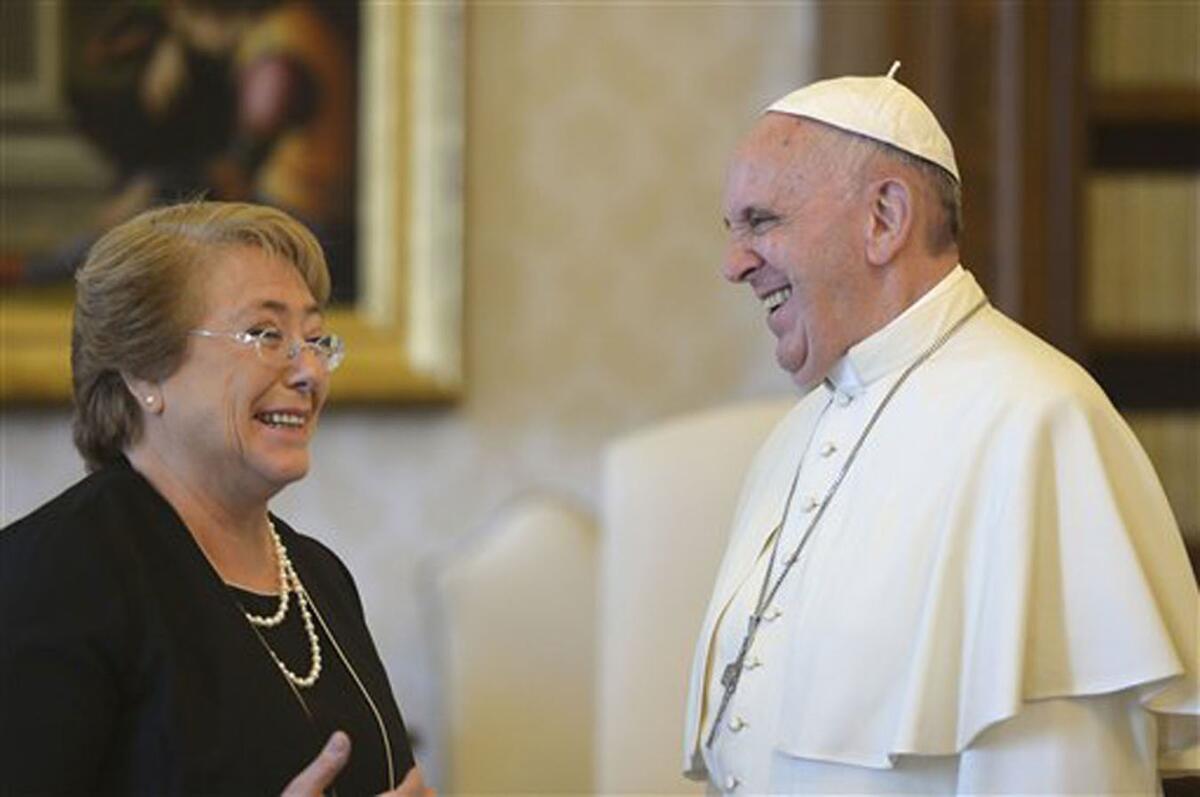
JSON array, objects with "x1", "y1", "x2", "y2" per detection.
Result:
[
  {"x1": 864, "y1": 177, "x2": 913, "y2": 266},
  {"x1": 121, "y1": 372, "x2": 163, "y2": 414}
]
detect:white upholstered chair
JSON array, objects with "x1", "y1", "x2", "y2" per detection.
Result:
[
  {"x1": 431, "y1": 398, "x2": 793, "y2": 795},
  {"x1": 596, "y1": 398, "x2": 795, "y2": 794},
  {"x1": 434, "y1": 493, "x2": 598, "y2": 795}
]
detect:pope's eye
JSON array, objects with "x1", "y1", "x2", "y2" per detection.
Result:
[{"x1": 748, "y1": 213, "x2": 778, "y2": 231}]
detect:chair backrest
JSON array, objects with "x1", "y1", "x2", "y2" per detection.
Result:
[
  {"x1": 436, "y1": 493, "x2": 597, "y2": 794},
  {"x1": 596, "y1": 398, "x2": 795, "y2": 794}
]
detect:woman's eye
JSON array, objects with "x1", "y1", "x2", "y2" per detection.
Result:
[{"x1": 249, "y1": 327, "x2": 285, "y2": 345}]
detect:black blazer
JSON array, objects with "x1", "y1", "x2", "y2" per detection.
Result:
[{"x1": 0, "y1": 459, "x2": 414, "y2": 795}]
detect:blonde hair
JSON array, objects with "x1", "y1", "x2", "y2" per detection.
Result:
[{"x1": 72, "y1": 201, "x2": 332, "y2": 471}]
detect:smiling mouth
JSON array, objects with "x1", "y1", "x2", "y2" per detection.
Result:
[
  {"x1": 763, "y1": 286, "x2": 792, "y2": 314},
  {"x1": 256, "y1": 411, "x2": 307, "y2": 429}
]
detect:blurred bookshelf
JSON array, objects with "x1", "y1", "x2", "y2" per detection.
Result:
[{"x1": 1082, "y1": 0, "x2": 1198, "y2": 545}]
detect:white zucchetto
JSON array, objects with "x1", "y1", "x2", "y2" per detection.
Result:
[{"x1": 766, "y1": 61, "x2": 961, "y2": 182}]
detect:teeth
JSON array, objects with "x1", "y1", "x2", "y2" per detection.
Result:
[
  {"x1": 259, "y1": 412, "x2": 305, "y2": 428},
  {"x1": 763, "y1": 287, "x2": 792, "y2": 313}
]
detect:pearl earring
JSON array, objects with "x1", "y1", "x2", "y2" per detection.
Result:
[{"x1": 145, "y1": 396, "x2": 156, "y2": 405}]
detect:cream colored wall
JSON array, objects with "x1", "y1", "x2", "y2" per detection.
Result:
[{"x1": 0, "y1": 2, "x2": 808, "y2": 788}]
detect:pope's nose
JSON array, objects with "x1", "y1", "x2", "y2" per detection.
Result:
[{"x1": 722, "y1": 240, "x2": 762, "y2": 283}]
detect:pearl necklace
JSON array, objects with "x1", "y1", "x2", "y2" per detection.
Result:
[{"x1": 242, "y1": 522, "x2": 323, "y2": 688}]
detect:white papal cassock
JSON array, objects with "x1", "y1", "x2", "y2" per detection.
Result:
[{"x1": 683, "y1": 266, "x2": 1199, "y2": 794}]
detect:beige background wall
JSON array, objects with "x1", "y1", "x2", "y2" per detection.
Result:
[{"x1": 0, "y1": 2, "x2": 811, "y2": 787}]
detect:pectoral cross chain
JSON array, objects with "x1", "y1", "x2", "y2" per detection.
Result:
[
  {"x1": 699, "y1": 298, "x2": 988, "y2": 753},
  {"x1": 705, "y1": 614, "x2": 761, "y2": 748}
]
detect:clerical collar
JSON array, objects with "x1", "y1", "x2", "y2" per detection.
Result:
[{"x1": 824, "y1": 265, "x2": 983, "y2": 397}]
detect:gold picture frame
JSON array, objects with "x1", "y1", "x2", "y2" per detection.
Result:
[{"x1": 0, "y1": 1, "x2": 464, "y2": 405}]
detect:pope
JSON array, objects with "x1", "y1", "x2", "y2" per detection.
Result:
[{"x1": 683, "y1": 64, "x2": 1199, "y2": 795}]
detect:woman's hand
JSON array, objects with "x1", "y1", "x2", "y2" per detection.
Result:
[
  {"x1": 282, "y1": 732, "x2": 434, "y2": 797},
  {"x1": 281, "y1": 731, "x2": 351, "y2": 796},
  {"x1": 388, "y1": 764, "x2": 435, "y2": 797}
]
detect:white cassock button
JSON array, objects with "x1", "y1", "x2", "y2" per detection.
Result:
[
  {"x1": 802, "y1": 495, "x2": 820, "y2": 512},
  {"x1": 743, "y1": 656, "x2": 763, "y2": 671},
  {"x1": 819, "y1": 441, "x2": 837, "y2": 458},
  {"x1": 835, "y1": 392, "x2": 853, "y2": 407},
  {"x1": 725, "y1": 775, "x2": 740, "y2": 791},
  {"x1": 764, "y1": 606, "x2": 783, "y2": 621},
  {"x1": 728, "y1": 715, "x2": 748, "y2": 732}
]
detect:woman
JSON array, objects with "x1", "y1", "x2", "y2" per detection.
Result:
[{"x1": 0, "y1": 202, "x2": 431, "y2": 795}]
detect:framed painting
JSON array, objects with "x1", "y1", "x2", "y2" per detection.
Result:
[{"x1": 0, "y1": 0, "x2": 463, "y2": 404}]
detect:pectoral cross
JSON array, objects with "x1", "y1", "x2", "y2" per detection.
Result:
[
  {"x1": 705, "y1": 613, "x2": 761, "y2": 748},
  {"x1": 699, "y1": 300, "x2": 989, "y2": 755}
]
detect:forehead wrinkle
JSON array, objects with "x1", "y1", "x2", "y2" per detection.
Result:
[
  {"x1": 765, "y1": 121, "x2": 829, "y2": 189},
  {"x1": 770, "y1": 124, "x2": 872, "y2": 215},
  {"x1": 725, "y1": 116, "x2": 820, "y2": 224},
  {"x1": 256, "y1": 299, "x2": 322, "y2": 316},
  {"x1": 222, "y1": 298, "x2": 323, "y2": 328}
]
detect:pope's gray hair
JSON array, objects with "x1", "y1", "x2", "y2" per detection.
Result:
[{"x1": 840, "y1": 133, "x2": 962, "y2": 254}]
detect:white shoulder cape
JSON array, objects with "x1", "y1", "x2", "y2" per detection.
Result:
[{"x1": 683, "y1": 270, "x2": 1199, "y2": 774}]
